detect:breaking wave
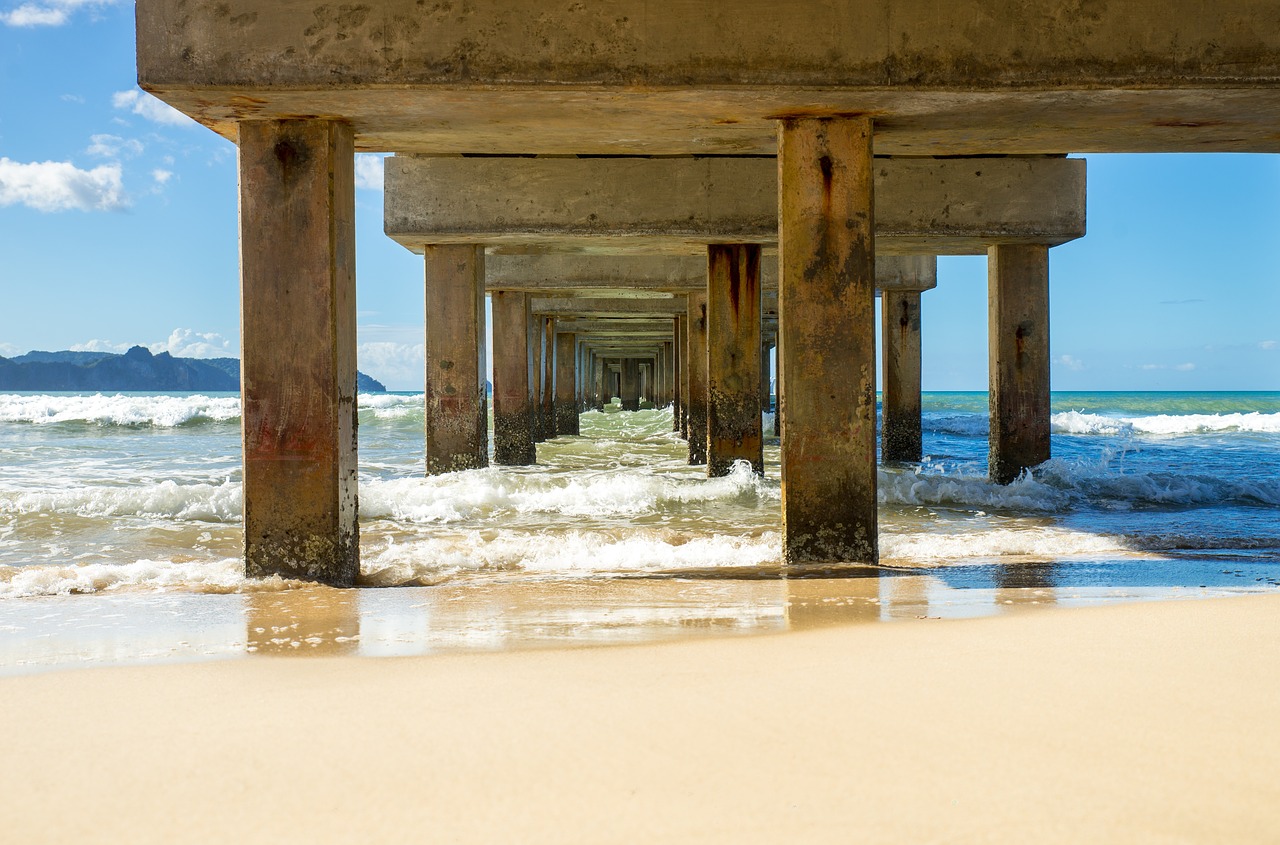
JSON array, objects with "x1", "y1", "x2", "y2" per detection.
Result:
[{"x1": 0, "y1": 393, "x2": 415, "y2": 428}]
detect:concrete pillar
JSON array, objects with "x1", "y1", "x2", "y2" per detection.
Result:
[
  {"x1": 673, "y1": 316, "x2": 684, "y2": 433},
  {"x1": 759, "y1": 342, "x2": 773, "y2": 414},
  {"x1": 778, "y1": 116, "x2": 878, "y2": 566},
  {"x1": 592, "y1": 354, "x2": 605, "y2": 409},
  {"x1": 988, "y1": 244, "x2": 1051, "y2": 484},
  {"x1": 773, "y1": 334, "x2": 783, "y2": 438},
  {"x1": 554, "y1": 330, "x2": 580, "y2": 435},
  {"x1": 529, "y1": 307, "x2": 546, "y2": 443},
  {"x1": 540, "y1": 316, "x2": 556, "y2": 438},
  {"x1": 620, "y1": 359, "x2": 641, "y2": 410},
  {"x1": 425, "y1": 244, "x2": 488, "y2": 474},
  {"x1": 492, "y1": 290, "x2": 536, "y2": 466},
  {"x1": 663, "y1": 341, "x2": 675, "y2": 409},
  {"x1": 707, "y1": 244, "x2": 763, "y2": 477},
  {"x1": 881, "y1": 289, "x2": 924, "y2": 463},
  {"x1": 686, "y1": 291, "x2": 708, "y2": 462},
  {"x1": 239, "y1": 119, "x2": 358, "y2": 586}
]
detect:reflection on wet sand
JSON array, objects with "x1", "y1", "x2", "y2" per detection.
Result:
[{"x1": 245, "y1": 590, "x2": 361, "y2": 657}]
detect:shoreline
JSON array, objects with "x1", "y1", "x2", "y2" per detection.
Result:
[{"x1": 3, "y1": 592, "x2": 1278, "y2": 843}]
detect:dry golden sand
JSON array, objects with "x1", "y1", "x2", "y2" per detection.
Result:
[{"x1": 2, "y1": 593, "x2": 1278, "y2": 844}]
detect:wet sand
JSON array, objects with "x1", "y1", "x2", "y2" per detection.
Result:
[{"x1": 2, "y1": 592, "x2": 1278, "y2": 843}]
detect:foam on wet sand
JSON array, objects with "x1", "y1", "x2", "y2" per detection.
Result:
[{"x1": 2, "y1": 593, "x2": 1277, "y2": 843}]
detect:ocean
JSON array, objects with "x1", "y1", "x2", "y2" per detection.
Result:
[{"x1": 2, "y1": 390, "x2": 1278, "y2": 672}]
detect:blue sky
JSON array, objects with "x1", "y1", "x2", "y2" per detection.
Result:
[{"x1": 1, "y1": 2, "x2": 1277, "y2": 392}]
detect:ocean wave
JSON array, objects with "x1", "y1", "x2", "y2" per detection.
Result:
[
  {"x1": 0, "y1": 393, "x2": 420, "y2": 427},
  {"x1": 880, "y1": 527, "x2": 1135, "y2": 561},
  {"x1": 0, "y1": 480, "x2": 243, "y2": 522},
  {"x1": 0, "y1": 557, "x2": 279, "y2": 598},
  {"x1": 879, "y1": 468, "x2": 1068, "y2": 511},
  {"x1": 1052, "y1": 410, "x2": 1280, "y2": 436}
]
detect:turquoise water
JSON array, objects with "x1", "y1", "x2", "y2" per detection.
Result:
[{"x1": 0, "y1": 390, "x2": 1277, "y2": 670}]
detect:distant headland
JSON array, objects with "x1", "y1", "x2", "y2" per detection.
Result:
[{"x1": 0, "y1": 346, "x2": 387, "y2": 393}]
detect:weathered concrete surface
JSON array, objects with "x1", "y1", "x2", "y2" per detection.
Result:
[
  {"x1": 138, "y1": 1, "x2": 1280, "y2": 155},
  {"x1": 707, "y1": 244, "x2": 763, "y2": 477},
  {"x1": 529, "y1": 306, "x2": 547, "y2": 443},
  {"x1": 239, "y1": 119, "x2": 359, "y2": 586},
  {"x1": 672, "y1": 317, "x2": 683, "y2": 432},
  {"x1": 620, "y1": 359, "x2": 641, "y2": 412},
  {"x1": 988, "y1": 244, "x2": 1052, "y2": 485},
  {"x1": 554, "y1": 331, "x2": 580, "y2": 435},
  {"x1": 531, "y1": 297, "x2": 685, "y2": 317},
  {"x1": 492, "y1": 291, "x2": 536, "y2": 466},
  {"x1": 881, "y1": 290, "x2": 924, "y2": 464},
  {"x1": 425, "y1": 245, "x2": 489, "y2": 474},
  {"x1": 539, "y1": 316, "x2": 556, "y2": 439},
  {"x1": 760, "y1": 342, "x2": 773, "y2": 414},
  {"x1": 779, "y1": 116, "x2": 878, "y2": 566},
  {"x1": 385, "y1": 156, "x2": 1085, "y2": 256},
  {"x1": 686, "y1": 291, "x2": 709, "y2": 464},
  {"x1": 488, "y1": 254, "x2": 930, "y2": 293}
]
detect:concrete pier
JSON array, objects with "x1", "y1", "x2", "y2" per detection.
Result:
[
  {"x1": 778, "y1": 116, "x2": 878, "y2": 566},
  {"x1": 239, "y1": 119, "x2": 359, "y2": 586},
  {"x1": 672, "y1": 319, "x2": 683, "y2": 431},
  {"x1": 620, "y1": 359, "x2": 641, "y2": 411},
  {"x1": 539, "y1": 316, "x2": 556, "y2": 438},
  {"x1": 492, "y1": 290, "x2": 537, "y2": 466},
  {"x1": 685, "y1": 291, "x2": 709, "y2": 465},
  {"x1": 707, "y1": 244, "x2": 763, "y2": 476},
  {"x1": 988, "y1": 244, "x2": 1052, "y2": 484},
  {"x1": 425, "y1": 244, "x2": 489, "y2": 474},
  {"x1": 529, "y1": 306, "x2": 547, "y2": 443},
  {"x1": 554, "y1": 330, "x2": 580, "y2": 435},
  {"x1": 880, "y1": 256, "x2": 938, "y2": 464}
]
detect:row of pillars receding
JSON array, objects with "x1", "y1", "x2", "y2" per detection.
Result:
[{"x1": 238, "y1": 117, "x2": 1051, "y2": 585}]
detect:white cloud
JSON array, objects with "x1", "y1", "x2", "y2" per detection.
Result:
[
  {"x1": 1056, "y1": 354, "x2": 1085, "y2": 372},
  {"x1": 151, "y1": 169, "x2": 173, "y2": 185},
  {"x1": 1260, "y1": 340, "x2": 1277, "y2": 350},
  {"x1": 358, "y1": 342, "x2": 425, "y2": 390},
  {"x1": 150, "y1": 329, "x2": 236, "y2": 359},
  {"x1": 112, "y1": 88, "x2": 198, "y2": 128},
  {"x1": 86, "y1": 133, "x2": 143, "y2": 159},
  {"x1": 0, "y1": 157, "x2": 127, "y2": 212},
  {"x1": 2, "y1": 0, "x2": 118, "y2": 27},
  {"x1": 61, "y1": 93, "x2": 85, "y2": 104},
  {"x1": 355, "y1": 154, "x2": 386, "y2": 191},
  {"x1": 0, "y1": 342, "x2": 21, "y2": 357},
  {"x1": 1174, "y1": 362, "x2": 1196, "y2": 372},
  {"x1": 69, "y1": 339, "x2": 129, "y2": 353}
]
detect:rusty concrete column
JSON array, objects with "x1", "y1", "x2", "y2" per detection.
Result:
[
  {"x1": 620, "y1": 359, "x2": 641, "y2": 410},
  {"x1": 492, "y1": 290, "x2": 536, "y2": 466},
  {"x1": 591, "y1": 353, "x2": 604, "y2": 410},
  {"x1": 540, "y1": 316, "x2": 556, "y2": 438},
  {"x1": 239, "y1": 119, "x2": 359, "y2": 586},
  {"x1": 707, "y1": 244, "x2": 763, "y2": 477},
  {"x1": 673, "y1": 316, "x2": 684, "y2": 432},
  {"x1": 554, "y1": 330, "x2": 579, "y2": 435},
  {"x1": 425, "y1": 244, "x2": 488, "y2": 474},
  {"x1": 760, "y1": 342, "x2": 773, "y2": 414},
  {"x1": 663, "y1": 341, "x2": 675, "y2": 408},
  {"x1": 988, "y1": 243, "x2": 1051, "y2": 484},
  {"x1": 773, "y1": 332, "x2": 783, "y2": 437},
  {"x1": 881, "y1": 289, "x2": 924, "y2": 463},
  {"x1": 686, "y1": 290, "x2": 709, "y2": 464},
  {"x1": 778, "y1": 116, "x2": 878, "y2": 566}
]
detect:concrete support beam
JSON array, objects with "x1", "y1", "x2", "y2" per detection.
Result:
[
  {"x1": 988, "y1": 244, "x2": 1052, "y2": 484},
  {"x1": 554, "y1": 331, "x2": 580, "y2": 435},
  {"x1": 707, "y1": 244, "x2": 763, "y2": 477},
  {"x1": 425, "y1": 245, "x2": 488, "y2": 474},
  {"x1": 620, "y1": 359, "x2": 641, "y2": 411},
  {"x1": 663, "y1": 341, "x2": 675, "y2": 408},
  {"x1": 673, "y1": 316, "x2": 684, "y2": 433},
  {"x1": 779, "y1": 116, "x2": 878, "y2": 566},
  {"x1": 531, "y1": 297, "x2": 686, "y2": 317},
  {"x1": 239, "y1": 119, "x2": 358, "y2": 586},
  {"x1": 529, "y1": 307, "x2": 546, "y2": 443},
  {"x1": 386, "y1": 156, "x2": 1085, "y2": 255},
  {"x1": 686, "y1": 291, "x2": 709, "y2": 465},
  {"x1": 492, "y1": 291, "x2": 536, "y2": 466},
  {"x1": 592, "y1": 354, "x2": 605, "y2": 410},
  {"x1": 881, "y1": 290, "x2": 925, "y2": 463},
  {"x1": 539, "y1": 316, "x2": 556, "y2": 439},
  {"x1": 760, "y1": 343, "x2": 773, "y2": 414},
  {"x1": 679, "y1": 316, "x2": 690, "y2": 439}
]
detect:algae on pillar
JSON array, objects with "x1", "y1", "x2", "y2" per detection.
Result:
[
  {"x1": 707, "y1": 244, "x2": 764, "y2": 476},
  {"x1": 881, "y1": 290, "x2": 924, "y2": 463},
  {"x1": 240, "y1": 119, "x2": 359, "y2": 586},
  {"x1": 778, "y1": 116, "x2": 878, "y2": 566},
  {"x1": 988, "y1": 244, "x2": 1051, "y2": 484},
  {"x1": 554, "y1": 329, "x2": 580, "y2": 435},
  {"x1": 492, "y1": 290, "x2": 537, "y2": 465},
  {"x1": 685, "y1": 291, "x2": 709, "y2": 464}
]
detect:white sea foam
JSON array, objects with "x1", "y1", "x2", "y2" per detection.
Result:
[
  {"x1": 0, "y1": 557, "x2": 261, "y2": 598},
  {"x1": 881, "y1": 527, "x2": 1135, "y2": 562},
  {"x1": 0, "y1": 393, "x2": 241, "y2": 427},
  {"x1": 879, "y1": 468, "x2": 1068, "y2": 511},
  {"x1": 0, "y1": 392, "x2": 422, "y2": 427},
  {"x1": 0, "y1": 480, "x2": 243, "y2": 522},
  {"x1": 925, "y1": 410, "x2": 1280, "y2": 438}
]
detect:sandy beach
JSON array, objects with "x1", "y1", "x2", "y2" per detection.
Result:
[{"x1": 2, "y1": 592, "x2": 1278, "y2": 844}]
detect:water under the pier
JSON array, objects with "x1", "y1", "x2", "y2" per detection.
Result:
[{"x1": 1, "y1": 391, "x2": 1279, "y2": 673}]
